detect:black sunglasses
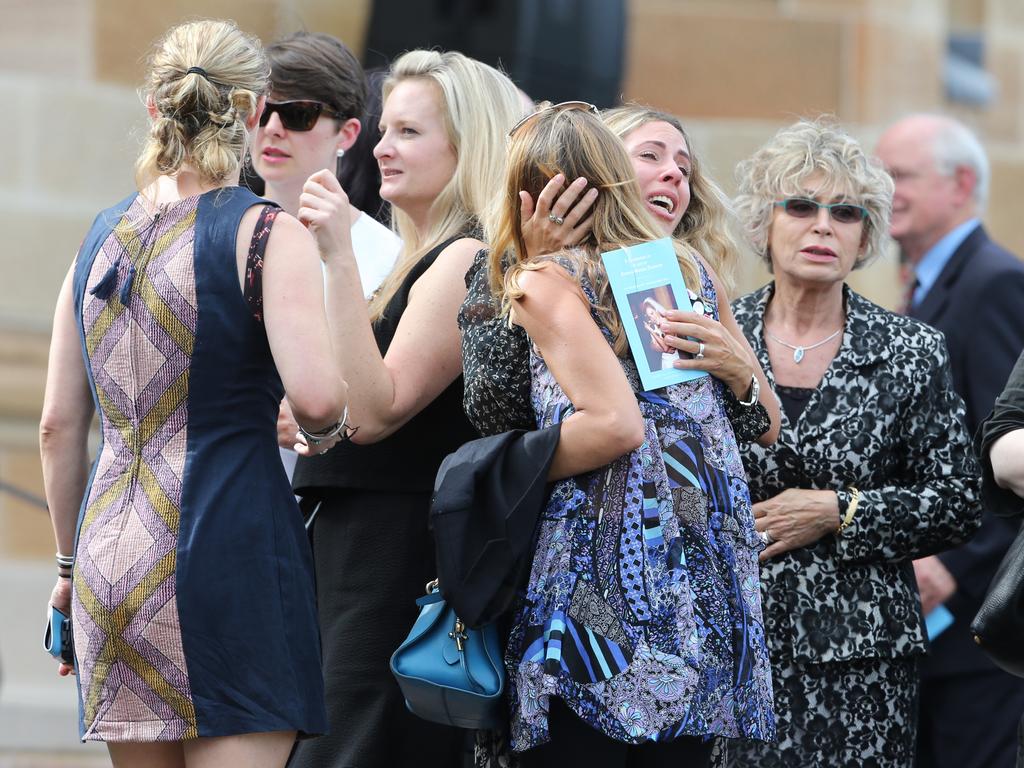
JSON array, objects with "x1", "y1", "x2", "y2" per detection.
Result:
[
  {"x1": 259, "y1": 100, "x2": 342, "y2": 132},
  {"x1": 775, "y1": 197, "x2": 868, "y2": 224}
]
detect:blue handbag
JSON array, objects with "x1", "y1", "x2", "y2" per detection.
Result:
[{"x1": 390, "y1": 580, "x2": 505, "y2": 729}]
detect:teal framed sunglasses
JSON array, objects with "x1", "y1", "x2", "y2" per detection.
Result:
[{"x1": 775, "y1": 197, "x2": 868, "y2": 224}]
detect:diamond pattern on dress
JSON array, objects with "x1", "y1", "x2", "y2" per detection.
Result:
[
  {"x1": 106, "y1": 320, "x2": 167, "y2": 400},
  {"x1": 73, "y1": 197, "x2": 200, "y2": 742},
  {"x1": 87, "y1": 501, "x2": 157, "y2": 586}
]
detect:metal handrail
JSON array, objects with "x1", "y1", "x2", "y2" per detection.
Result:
[{"x1": 0, "y1": 480, "x2": 47, "y2": 510}]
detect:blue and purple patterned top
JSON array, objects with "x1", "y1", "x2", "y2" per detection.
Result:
[{"x1": 506, "y1": 257, "x2": 776, "y2": 751}]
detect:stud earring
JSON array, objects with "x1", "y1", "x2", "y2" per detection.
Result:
[{"x1": 336, "y1": 148, "x2": 345, "y2": 159}]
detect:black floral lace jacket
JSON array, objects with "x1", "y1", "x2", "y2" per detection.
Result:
[{"x1": 732, "y1": 283, "x2": 982, "y2": 663}]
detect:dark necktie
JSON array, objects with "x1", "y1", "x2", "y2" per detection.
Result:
[{"x1": 900, "y1": 277, "x2": 920, "y2": 315}]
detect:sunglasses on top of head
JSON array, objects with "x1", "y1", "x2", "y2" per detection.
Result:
[
  {"x1": 259, "y1": 100, "x2": 343, "y2": 132},
  {"x1": 508, "y1": 100, "x2": 600, "y2": 138},
  {"x1": 774, "y1": 197, "x2": 868, "y2": 224}
]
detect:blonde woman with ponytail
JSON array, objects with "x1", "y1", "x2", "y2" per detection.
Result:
[
  {"x1": 288, "y1": 49, "x2": 524, "y2": 768},
  {"x1": 39, "y1": 20, "x2": 350, "y2": 767},
  {"x1": 484, "y1": 105, "x2": 776, "y2": 765}
]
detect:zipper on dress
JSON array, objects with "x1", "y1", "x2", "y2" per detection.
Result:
[{"x1": 114, "y1": 207, "x2": 164, "y2": 556}]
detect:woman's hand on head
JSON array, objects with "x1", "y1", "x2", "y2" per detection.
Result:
[
  {"x1": 520, "y1": 173, "x2": 598, "y2": 259},
  {"x1": 658, "y1": 310, "x2": 754, "y2": 396},
  {"x1": 298, "y1": 169, "x2": 354, "y2": 263}
]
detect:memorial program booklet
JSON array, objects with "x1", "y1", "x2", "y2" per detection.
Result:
[{"x1": 601, "y1": 237, "x2": 709, "y2": 392}]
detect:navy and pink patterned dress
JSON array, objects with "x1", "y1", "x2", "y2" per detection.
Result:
[
  {"x1": 506, "y1": 258, "x2": 775, "y2": 751},
  {"x1": 69, "y1": 187, "x2": 326, "y2": 741}
]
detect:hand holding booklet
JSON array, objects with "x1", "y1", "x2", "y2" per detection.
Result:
[{"x1": 601, "y1": 237, "x2": 709, "y2": 392}]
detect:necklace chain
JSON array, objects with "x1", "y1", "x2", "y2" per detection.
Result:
[{"x1": 765, "y1": 326, "x2": 843, "y2": 363}]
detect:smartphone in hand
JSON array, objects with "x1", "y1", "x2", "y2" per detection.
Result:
[{"x1": 44, "y1": 604, "x2": 75, "y2": 666}]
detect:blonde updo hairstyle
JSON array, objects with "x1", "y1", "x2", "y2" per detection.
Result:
[
  {"x1": 135, "y1": 19, "x2": 270, "y2": 191},
  {"x1": 489, "y1": 106, "x2": 702, "y2": 358},
  {"x1": 734, "y1": 117, "x2": 893, "y2": 270},
  {"x1": 602, "y1": 105, "x2": 743, "y2": 286},
  {"x1": 368, "y1": 50, "x2": 524, "y2": 322}
]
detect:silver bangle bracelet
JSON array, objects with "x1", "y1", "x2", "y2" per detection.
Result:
[
  {"x1": 298, "y1": 405, "x2": 353, "y2": 446},
  {"x1": 737, "y1": 374, "x2": 760, "y2": 407},
  {"x1": 56, "y1": 552, "x2": 75, "y2": 569}
]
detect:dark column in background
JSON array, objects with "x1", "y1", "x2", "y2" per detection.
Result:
[{"x1": 363, "y1": 0, "x2": 626, "y2": 108}]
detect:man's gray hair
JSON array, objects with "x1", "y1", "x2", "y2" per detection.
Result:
[{"x1": 931, "y1": 116, "x2": 990, "y2": 212}]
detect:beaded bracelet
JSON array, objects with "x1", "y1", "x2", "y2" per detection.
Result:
[{"x1": 836, "y1": 487, "x2": 860, "y2": 535}]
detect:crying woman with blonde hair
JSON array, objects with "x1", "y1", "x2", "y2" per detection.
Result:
[{"x1": 477, "y1": 104, "x2": 778, "y2": 765}]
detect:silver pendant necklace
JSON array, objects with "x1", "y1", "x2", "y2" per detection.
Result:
[{"x1": 765, "y1": 327, "x2": 843, "y2": 363}]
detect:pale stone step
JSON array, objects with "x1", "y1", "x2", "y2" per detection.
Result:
[{"x1": 0, "y1": 561, "x2": 107, "y2": 762}]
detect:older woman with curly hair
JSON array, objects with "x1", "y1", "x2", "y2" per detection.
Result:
[{"x1": 726, "y1": 118, "x2": 982, "y2": 768}]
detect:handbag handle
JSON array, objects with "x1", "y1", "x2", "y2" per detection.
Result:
[
  {"x1": 450, "y1": 617, "x2": 490, "y2": 694},
  {"x1": 416, "y1": 579, "x2": 489, "y2": 694}
]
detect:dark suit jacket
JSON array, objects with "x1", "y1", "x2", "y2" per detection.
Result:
[{"x1": 911, "y1": 224, "x2": 1024, "y2": 677}]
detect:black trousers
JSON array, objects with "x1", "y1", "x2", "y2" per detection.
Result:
[
  {"x1": 288, "y1": 490, "x2": 467, "y2": 768},
  {"x1": 517, "y1": 700, "x2": 713, "y2": 768}
]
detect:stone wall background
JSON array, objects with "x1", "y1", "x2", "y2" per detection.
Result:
[{"x1": 1, "y1": 0, "x2": 1021, "y2": 755}]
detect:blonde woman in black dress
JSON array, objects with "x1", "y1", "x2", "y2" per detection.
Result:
[{"x1": 288, "y1": 50, "x2": 524, "y2": 768}]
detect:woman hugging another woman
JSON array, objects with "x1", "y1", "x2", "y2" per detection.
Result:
[{"x1": 482, "y1": 103, "x2": 776, "y2": 767}]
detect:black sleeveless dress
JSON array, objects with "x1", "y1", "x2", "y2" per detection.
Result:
[{"x1": 289, "y1": 236, "x2": 479, "y2": 768}]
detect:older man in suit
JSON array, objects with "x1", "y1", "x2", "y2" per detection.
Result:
[{"x1": 877, "y1": 114, "x2": 1024, "y2": 768}]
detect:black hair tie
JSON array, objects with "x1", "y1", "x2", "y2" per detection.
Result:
[{"x1": 185, "y1": 66, "x2": 211, "y2": 81}]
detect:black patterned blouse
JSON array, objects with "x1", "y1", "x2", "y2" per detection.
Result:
[
  {"x1": 459, "y1": 249, "x2": 535, "y2": 436},
  {"x1": 732, "y1": 283, "x2": 983, "y2": 663}
]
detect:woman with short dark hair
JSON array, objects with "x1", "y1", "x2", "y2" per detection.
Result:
[
  {"x1": 254, "y1": 33, "x2": 402, "y2": 481},
  {"x1": 254, "y1": 31, "x2": 400, "y2": 299}
]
